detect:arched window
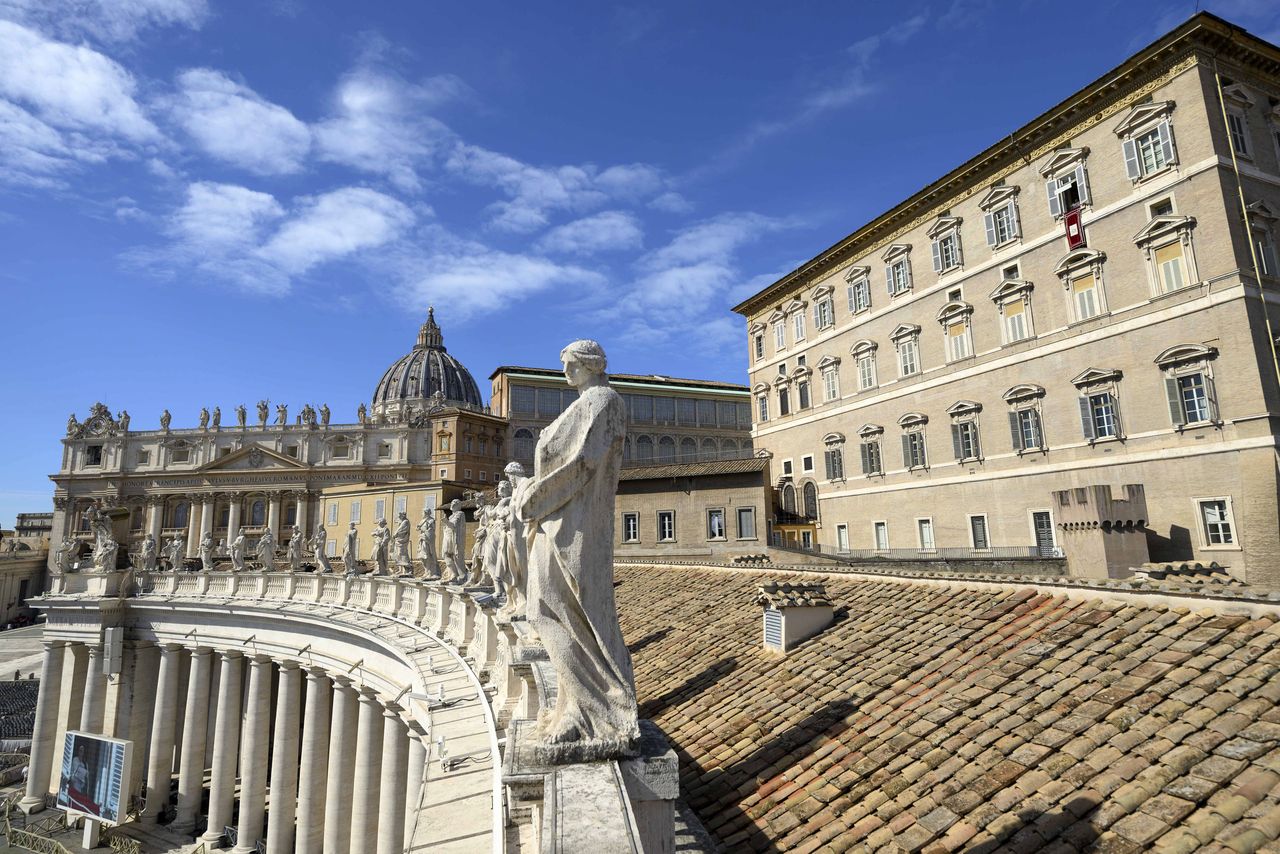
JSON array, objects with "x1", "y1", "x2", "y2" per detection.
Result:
[
  {"x1": 636, "y1": 436, "x2": 654, "y2": 462},
  {"x1": 700, "y1": 438, "x2": 718, "y2": 460},
  {"x1": 622, "y1": 437, "x2": 633, "y2": 464},
  {"x1": 172, "y1": 501, "x2": 190, "y2": 529},
  {"x1": 285, "y1": 501, "x2": 297, "y2": 527},
  {"x1": 250, "y1": 499, "x2": 266, "y2": 527},
  {"x1": 658, "y1": 436, "x2": 676, "y2": 463},
  {"x1": 679, "y1": 437, "x2": 697, "y2": 462},
  {"x1": 721, "y1": 439, "x2": 738, "y2": 459},
  {"x1": 130, "y1": 506, "x2": 144, "y2": 530},
  {"x1": 803, "y1": 482, "x2": 819, "y2": 521},
  {"x1": 514, "y1": 429, "x2": 535, "y2": 460},
  {"x1": 781, "y1": 483, "x2": 796, "y2": 514}
]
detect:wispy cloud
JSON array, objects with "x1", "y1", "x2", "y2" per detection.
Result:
[
  {"x1": 257, "y1": 187, "x2": 416, "y2": 275},
  {"x1": 0, "y1": 0, "x2": 207, "y2": 45},
  {"x1": 536, "y1": 211, "x2": 644, "y2": 255}
]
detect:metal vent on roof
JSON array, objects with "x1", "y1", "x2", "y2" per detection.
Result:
[{"x1": 763, "y1": 609, "x2": 783, "y2": 650}]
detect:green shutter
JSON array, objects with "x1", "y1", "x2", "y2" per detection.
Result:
[{"x1": 1165, "y1": 376, "x2": 1185, "y2": 427}]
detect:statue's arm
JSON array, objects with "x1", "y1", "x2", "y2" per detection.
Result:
[{"x1": 519, "y1": 406, "x2": 615, "y2": 521}]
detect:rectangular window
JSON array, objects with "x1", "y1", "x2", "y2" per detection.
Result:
[
  {"x1": 737, "y1": 507, "x2": 757, "y2": 539},
  {"x1": 737, "y1": 403, "x2": 751, "y2": 428},
  {"x1": 654, "y1": 396, "x2": 676, "y2": 424},
  {"x1": 375, "y1": 498, "x2": 386, "y2": 520},
  {"x1": 172, "y1": 447, "x2": 190, "y2": 463},
  {"x1": 1227, "y1": 111, "x2": 1250, "y2": 156},
  {"x1": 326, "y1": 540, "x2": 337, "y2": 557},
  {"x1": 333, "y1": 442, "x2": 350, "y2": 459},
  {"x1": 917, "y1": 519, "x2": 935, "y2": 550},
  {"x1": 395, "y1": 496, "x2": 407, "y2": 516},
  {"x1": 510, "y1": 385, "x2": 536, "y2": 414},
  {"x1": 707, "y1": 509, "x2": 726, "y2": 540},
  {"x1": 860, "y1": 440, "x2": 882, "y2": 475},
  {"x1": 286, "y1": 445, "x2": 299, "y2": 458},
  {"x1": 1124, "y1": 122, "x2": 1175, "y2": 180},
  {"x1": 946, "y1": 321, "x2": 971, "y2": 361},
  {"x1": 848, "y1": 278, "x2": 871, "y2": 313},
  {"x1": 536, "y1": 387, "x2": 562, "y2": 417},
  {"x1": 774, "y1": 322, "x2": 786, "y2": 350},
  {"x1": 1071, "y1": 273, "x2": 1100, "y2": 321},
  {"x1": 757, "y1": 396, "x2": 769, "y2": 422},
  {"x1": 778, "y1": 389, "x2": 790, "y2": 417},
  {"x1": 802, "y1": 454, "x2": 814, "y2": 473},
  {"x1": 1079, "y1": 392, "x2": 1119, "y2": 440},
  {"x1": 350, "y1": 501, "x2": 362, "y2": 523},
  {"x1": 1255, "y1": 230, "x2": 1277, "y2": 277},
  {"x1": 898, "y1": 339, "x2": 919, "y2": 377},
  {"x1": 836, "y1": 524, "x2": 849, "y2": 551},
  {"x1": 377, "y1": 442, "x2": 391, "y2": 459},
  {"x1": 797, "y1": 381, "x2": 811, "y2": 410},
  {"x1": 782, "y1": 459, "x2": 793, "y2": 476},
  {"x1": 1046, "y1": 164, "x2": 1089, "y2": 218},
  {"x1": 479, "y1": 471, "x2": 487, "y2": 481},
  {"x1": 792, "y1": 312, "x2": 806, "y2": 341},
  {"x1": 630, "y1": 395, "x2": 654, "y2": 423},
  {"x1": 85, "y1": 445, "x2": 103, "y2": 466},
  {"x1": 1010, "y1": 408, "x2": 1043, "y2": 452},
  {"x1": 1166, "y1": 372, "x2": 1215, "y2": 426},
  {"x1": 970, "y1": 515, "x2": 989, "y2": 550},
  {"x1": 1199, "y1": 499, "x2": 1235, "y2": 545},
  {"x1": 622, "y1": 512, "x2": 639, "y2": 543},
  {"x1": 136, "y1": 449, "x2": 150, "y2": 466},
  {"x1": 327, "y1": 502, "x2": 338, "y2": 526},
  {"x1": 1003, "y1": 300, "x2": 1029, "y2": 343},
  {"x1": 951, "y1": 421, "x2": 980, "y2": 461},
  {"x1": 857, "y1": 354, "x2": 875, "y2": 390},
  {"x1": 823, "y1": 369, "x2": 839, "y2": 401},
  {"x1": 873, "y1": 521, "x2": 889, "y2": 550},
  {"x1": 815, "y1": 298, "x2": 833, "y2": 329},
  {"x1": 887, "y1": 260, "x2": 911, "y2": 295},
  {"x1": 985, "y1": 203, "x2": 1019, "y2": 246},
  {"x1": 696, "y1": 399, "x2": 716, "y2": 426},
  {"x1": 903, "y1": 431, "x2": 927, "y2": 469},
  {"x1": 824, "y1": 447, "x2": 844, "y2": 480},
  {"x1": 753, "y1": 333, "x2": 764, "y2": 360},
  {"x1": 677, "y1": 398, "x2": 697, "y2": 426},
  {"x1": 657, "y1": 511, "x2": 675, "y2": 542},
  {"x1": 1154, "y1": 242, "x2": 1187, "y2": 292},
  {"x1": 932, "y1": 233, "x2": 961, "y2": 272}
]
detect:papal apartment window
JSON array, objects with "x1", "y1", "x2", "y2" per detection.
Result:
[
  {"x1": 859, "y1": 438, "x2": 883, "y2": 476},
  {"x1": 778, "y1": 387, "x2": 790, "y2": 417},
  {"x1": 757, "y1": 395, "x2": 769, "y2": 423},
  {"x1": 846, "y1": 270, "x2": 872, "y2": 314},
  {"x1": 1044, "y1": 161, "x2": 1090, "y2": 219},
  {"x1": 657, "y1": 511, "x2": 676, "y2": 542},
  {"x1": 707, "y1": 509, "x2": 726, "y2": 540},
  {"x1": 753, "y1": 333, "x2": 764, "y2": 361},
  {"x1": 929, "y1": 217, "x2": 963, "y2": 274},
  {"x1": 900, "y1": 416, "x2": 928, "y2": 469},
  {"x1": 736, "y1": 507, "x2": 757, "y2": 539},
  {"x1": 792, "y1": 311, "x2": 806, "y2": 342},
  {"x1": 327, "y1": 502, "x2": 338, "y2": 526},
  {"x1": 1117, "y1": 102, "x2": 1178, "y2": 182},
  {"x1": 1198, "y1": 499, "x2": 1236, "y2": 546},
  {"x1": 1254, "y1": 224, "x2": 1278, "y2": 277},
  {"x1": 1227, "y1": 110, "x2": 1251, "y2": 157},
  {"x1": 622, "y1": 512, "x2": 639, "y2": 543},
  {"x1": 873, "y1": 521, "x2": 889, "y2": 550},
  {"x1": 883, "y1": 245, "x2": 912, "y2": 296},
  {"x1": 852, "y1": 342, "x2": 877, "y2": 391},
  {"x1": 944, "y1": 319, "x2": 971, "y2": 361},
  {"x1": 1157, "y1": 344, "x2": 1220, "y2": 428},
  {"x1": 951, "y1": 420, "x2": 981, "y2": 462},
  {"x1": 1002, "y1": 299, "x2": 1029, "y2": 342},
  {"x1": 823, "y1": 445, "x2": 845, "y2": 480},
  {"x1": 813, "y1": 292, "x2": 835, "y2": 330},
  {"x1": 85, "y1": 444, "x2": 103, "y2": 466},
  {"x1": 1008, "y1": 405, "x2": 1045, "y2": 453},
  {"x1": 797, "y1": 379, "x2": 811, "y2": 410},
  {"x1": 822, "y1": 365, "x2": 840, "y2": 402},
  {"x1": 894, "y1": 333, "x2": 920, "y2": 378},
  {"x1": 1079, "y1": 390, "x2": 1120, "y2": 441},
  {"x1": 773, "y1": 321, "x2": 786, "y2": 351}
]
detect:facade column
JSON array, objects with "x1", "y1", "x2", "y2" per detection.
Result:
[
  {"x1": 126, "y1": 644, "x2": 160, "y2": 798},
  {"x1": 267, "y1": 492, "x2": 282, "y2": 542},
  {"x1": 265, "y1": 663, "x2": 302, "y2": 853},
  {"x1": 376, "y1": 709, "x2": 409, "y2": 854},
  {"x1": 200, "y1": 495, "x2": 215, "y2": 546},
  {"x1": 295, "y1": 669, "x2": 331, "y2": 854},
  {"x1": 147, "y1": 497, "x2": 163, "y2": 543},
  {"x1": 404, "y1": 725, "x2": 427, "y2": 844},
  {"x1": 200, "y1": 652, "x2": 243, "y2": 847},
  {"x1": 79, "y1": 644, "x2": 107, "y2": 732},
  {"x1": 231, "y1": 656, "x2": 272, "y2": 854},
  {"x1": 348, "y1": 689, "x2": 384, "y2": 854},
  {"x1": 173, "y1": 647, "x2": 213, "y2": 835},
  {"x1": 19, "y1": 641, "x2": 67, "y2": 813},
  {"x1": 142, "y1": 644, "x2": 182, "y2": 824},
  {"x1": 322, "y1": 678, "x2": 359, "y2": 854},
  {"x1": 186, "y1": 496, "x2": 202, "y2": 558},
  {"x1": 50, "y1": 644, "x2": 88, "y2": 793},
  {"x1": 296, "y1": 491, "x2": 310, "y2": 538},
  {"x1": 226, "y1": 496, "x2": 242, "y2": 546}
]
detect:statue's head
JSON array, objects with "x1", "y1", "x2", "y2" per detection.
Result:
[
  {"x1": 450, "y1": 499, "x2": 461, "y2": 511},
  {"x1": 498, "y1": 480, "x2": 512, "y2": 497},
  {"x1": 560, "y1": 339, "x2": 607, "y2": 384}
]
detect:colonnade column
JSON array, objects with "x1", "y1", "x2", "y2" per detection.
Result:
[
  {"x1": 404, "y1": 724, "x2": 428, "y2": 844},
  {"x1": 200, "y1": 651, "x2": 243, "y2": 847},
  {"x1": 142, "y1": 644, "x2": 182, "y2": 824},
  {"x1": 349, "y1": 689, "x2": 384, "y2": 853},
  {"x1": 295, "y1": 668, "x2": 331, "y2": 854},
  {"x1": 227, "y1": 499, "x2": 242, "y2": 546},
  {"x1": 79, "y1": 644, "x2": 107, "y2": 732},
  {"x1": 265, "y1": 663, "x2": 302, "y2": 853},
  {"x1": 231, "y1": 656, "x2": 272, "y2": 854},
  {"x1": 376, "y1": 708, "x2": 409, "y2": 854},
  {"x1": 186, "y1": 497, "x2": 201, "y2": 558},
  {"x1": 173, "y1": 647, "x2": 212, "y2": 835},
  {"x1": 19, "y1": 641, "x2": 67, "y2": 813},
  {"x1": 126, "y1": 644, "x2": 159, "y2": 798},
  {"x1": 323, "y1": 678, "x2": 359, "y2": 854},
  {"x1": 267, "y1": 492, "x2": 282, "y2": 542}
]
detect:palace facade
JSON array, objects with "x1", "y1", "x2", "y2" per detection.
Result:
[{"x1": 733, "y1": 13, "x2": 1280, "y2": 584}]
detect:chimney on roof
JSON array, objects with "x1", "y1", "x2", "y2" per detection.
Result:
[{"x1": 756, "y1": 582, "x2": 834, "y2": 653}]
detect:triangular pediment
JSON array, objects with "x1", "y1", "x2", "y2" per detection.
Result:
[
  {"x1": 978, "y1": 184, "x2": 1019, "y2": 211},
  {"x1": 889, "y1": 323, "x2": 920, "y2": 342},
  {"x1": 815, "y1": 354, "x2": 841, "y2": 370},
  {"x1": 989, "y1": 278, "x2": 1033, "y2": 303},
  {"x1": 1133, "y1": 215, "x2": 1195, "y2": 245},
  {"x1": 926, "y1": 215, "x2": 962, "y2": 239},
  {"x1": 200, "y1": 443, "x2": 308, "y2": 472},
  {"x1": 1114, "y1": 100, "x2": 1174, "y2": 137},
  {"x1": 1071, "y1": 367, "x2": 1122, "y2": 388},
  {"x1": 1039, "y1": 147, "x2": 1089, "y2": 177},
  {"x1": 843, "y1": 265, "x2": 871, "y2": 283},
  {"x1": 782, "y1": 298, "x2": 807, "y2": 315},
  {"x1": 1222, "y1": 83, "x2": 1254, "y2": 107},
  {"x1": 882, "y1": 243, "x2": 911, "y2": 262}
]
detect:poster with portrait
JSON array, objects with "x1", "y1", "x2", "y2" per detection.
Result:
[{"x1": 56, "y1": 731, "x2": 132, "y2": 825}]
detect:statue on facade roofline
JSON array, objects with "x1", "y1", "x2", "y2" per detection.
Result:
[
  {"x1": 211, "y1": 407, "x2": 220, "y2": 430},
  {"x1": 320, "y1": 404, "x2": 330, "y2": 427},
  {"x1": 417, "y1": 505, "x2": 437, "y2": 578},
  {"x1": 255, "y1": 528, "x2": 276, "y2": 569},
  {"x1": 66, "y1": 413, "x2": 79, "y2": 436},
  {"x1": 357, "y1": 402, "x2": 367, "y2": 425},
  {"x1": 160, "y1": 409, "x2": 171, "y2": 432},
  {"x1": 257, "y1": 400, "x2": 269, "y2": 427},
  {"x1": 139, "y1": 533, "x2": 156, "y2": 572},
  {"x1": 199, "y1": 407, "x2": 209, "y2": 430},
  {"x1": 236, "y1": 404, "x2": 247, "y2": 429},
  {"x1": 275, "y1": 403, "x2": 288, "y2": 427},
  {"x1": 118, "y1": 410, "x2": 130, "y2": 432},
  {"x1": 514, "y1": 339, "x2": 639, "y2": 763}
]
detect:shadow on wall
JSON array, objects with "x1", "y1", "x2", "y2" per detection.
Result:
[{"x1": 1147, "y1": 524, "x2": 1194, "y2": 563}]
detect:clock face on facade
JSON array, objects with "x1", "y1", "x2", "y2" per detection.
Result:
[{"x1": 86, "y1": 416, "x2": 109, "y2": 436}]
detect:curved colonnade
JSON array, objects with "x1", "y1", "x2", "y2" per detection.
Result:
[{"x1": 20, "y1": 571, "x2": 520, "y2": 854}]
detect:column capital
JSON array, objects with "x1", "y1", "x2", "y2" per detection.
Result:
[
  {"x1": 217, "y1": 649, "x2": 244, "y2": 662},
  {"x1": 304, "y1": 665, "x2": 330, "y2": 680},
  {"x1": 42, "y1": 639, "x2": 69, "y2": 652},
  {"x1": 190, "y1": 646, "x2": 214, "y2": 657},
  {"x1": 382, "y1": 702, "x2": 404, "y2": 718},
  {"x1": 277, "y1": 659, "x2": 301, "y2": 672},
  {"x1": 406, "y1": 718, "x2": 428, "y2": 737},
  {"x1": 355, "y1": 686, "x2": 381, "y2": 702},
  {"x1": 331, "y1": 674, "x2": 356, "y2": 688},
  {"x1": 248, "y1": 653, "x2": 274, "y2": 665},
  {"x1": 159, "y1": 642, "x2": 183, "y2": 653}
]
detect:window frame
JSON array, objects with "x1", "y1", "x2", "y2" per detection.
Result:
[
  {"x1": 947, "y1": 401, "x2": 983, "y2": 464},
  {"x1": 928, "y1": 216, "x2": 964, "y2": 275},
  {"x1": 845, "y1": 267, "x2": 872, "y2": 315},
  {"x1": 873, "y1": 520, "x2": 889, "y2": 551},
  {"x1": 706, "y1": 508, "x2": 727, "y2": 541},
  {"x1": 937, "y1": 302, "x2": 974, "y2": 364},
  {"x1": 657, "y1": 510, "x2": 676, "y2": 543},
  {"x1": 1004, "y1": 384, "x2": 1047, "y2": 455},
  {"x1": 1195, "y1": 496, "x2": 1239, "y2": 550},
  {"x1": 1055, "y1": 248, "x2": 1108, "y2": 324},
  {"x1": 968, "y1": 514, "x2": 990, "y2": 550},
  {"x1": 882, "y1": 245, "x2": 913, "y2": 297},
  {"x1": 979, "y1": 184, "x2": 1022, "y2": 249},
  {"x1": 1039, "y1": 148, "x2": 1091, "y2": 220},
  {"x1": 916, "y1": 517, "x2": 936, "y2": 551},
  {"x1": 890, "y1": 325, "x2": 921, "y2": 378},
  {"x1": 621, "y1": 511, "x2": 640, "y2": 544},
  {"x1": 1156, "y1": 344, "x2": 1220, "y2": 430},
  {"x1": 899, "y1": 414, "x2": 929, "y2": 470},
  {"x1": 736, "y1": 506, "x2": 757, "y2": 540}
]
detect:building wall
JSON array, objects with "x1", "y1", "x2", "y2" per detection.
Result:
[
  {"x1": 615, "y1": 469, "x2": 770, "y2": 560},
  {"x1": 0, "y1": 552, "x2": 45, "y2": 626},
  {"x1": 734, "y1": 32, "x2": 1280, "y2": 585}
]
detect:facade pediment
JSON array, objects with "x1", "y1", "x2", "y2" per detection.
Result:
[
  {"x1": 1003, "y1": 383, "x2": 1045, "y2": 402},
  {"x1": 897, "y1": 412, "x2": 928, "y2": 427},
  {"x1": 1038, "y1": 147, "x2": 1089, "y2": 177},
  {"x1": 1222, "y1": 83, "x2": 1254, "y2": 107},
  {"x1": 1071, "y1": 367, "x2": 1123, "y2": 388},
  {"x1": 882, "y1": 243, "x2": 911, "y2": 262},
  {"x1": 857, "y1": 423, "x2": 884, "y2": 437},
  {"x1": 767, "y1": 309, "x2": 786, "y2": 323},
  {"x1": 889, "y1": 323, "x2": 920, "y2": 342},
  {"x1": 843, "y1": 265, "x2": 871, "y2": 283},
  {"x1": 199, "y1": 444, "x2": 308, "y2": 472},
  {"x1": 926, "y1": 215, "x2": 962, "y2": 239},
  {"x1": 850, "y1": 339, "x2": 878, "y2": 356},
  {"x1": 1247, "y1": 200, "x2": 1279, "y2": 221},
  {"x1": 1133, "y1": 215, "x2": 1195, "y2": 245},
  {"x1": 989, "y1": 279, "x2": 1033, "y2": 303},
  {"x1": 809, "y1": 283, "x2": 834, "y2": 300},
  {"x1": 1113, "y1": 100, "x2": 1175, "y2": 136},
  {"x1": 815, "y1": 354, "x2": 841, "y2": 370},
  {"x1": 978, "y1": 184, "x2": 1019, "y2": 211},
  {"x1": 782, "y1": 299, "x2": 807, "y2": 315}
]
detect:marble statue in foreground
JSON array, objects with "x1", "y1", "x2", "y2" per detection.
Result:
[
  {"x1": 417, "y1": 506, "x2": 438, "y2": 578},
  {"x1": 514, "y1": 339, "x2": 639, "y2": 762}
]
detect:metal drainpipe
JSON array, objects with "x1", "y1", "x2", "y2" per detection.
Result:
[{"x1": 1212, "y1": 56, "x2": 1280, "y2": 395}]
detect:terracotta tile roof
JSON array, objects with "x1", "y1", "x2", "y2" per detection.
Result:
[
  {"x1": 616, "y1": 563, "x2": 1280, "y2": 853},
  {"x1": 619, "y1": 457, "x2": 768, "y2": 481},
  {"x1": 757, "y1": 582, "x2": 832, "y2": 609}
]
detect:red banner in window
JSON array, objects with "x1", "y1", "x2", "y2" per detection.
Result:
[{"x1": 1064, "y1": 208, "x2": 1085, "y2": 249}]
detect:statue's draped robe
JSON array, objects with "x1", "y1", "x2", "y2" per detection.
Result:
[{"x1": 523, "y1": 383, "x2": 638, "y2": 753}]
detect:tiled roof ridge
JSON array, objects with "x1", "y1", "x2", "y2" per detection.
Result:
[
  {"x1": 756, "y1": 581, "x2": 833, "y2": 608},
  {"x1": 615, "y1": 559, "x2": 1280, "y2": 614}
]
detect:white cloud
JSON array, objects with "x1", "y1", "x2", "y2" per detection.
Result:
[
  {"x1": 447, "y1": 143, "x2": 604, "y2": 233},
  {"x1": 170, "y1": 69, "x2": 311, "y2": 175},
  {"x1": 314, "y1": 68, "x2": 462, "y2": 192},
  {"x1": 536, "y1": 211, "x2": 643, "y2": 255},
  {"x1": 257, "y1": 187, "x2": 415, "y2": 275},
  {"x1": 0, "y1": 99, "x2": 85, "y2": 187},
  {"x1": 0, "y1": 0, "x2": 207, "y2": 44},
  {"x1": 0, "y1": 20, "x2": 159, "y2": 141},
  {"x1": 649, "y1": 191, "x2": 692, "y2": 214},
  {"x1": 173, "y1": 181, "x2": 283, "y2": 250}
]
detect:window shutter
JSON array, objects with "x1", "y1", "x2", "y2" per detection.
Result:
[
  {"x1": 971, "y1": 426, "x2": 981, "y2": 459},
  {"x1": 931, "y1": 239, "x2": 943, "y2": 272},
  {"x1": 984, "y1": 212, "x2": 996, "y2": 246},
  {"x1": 1031, "y1": 411, "x2": 1043, "y2": 448},
  {"x1": 1165, "y1": 376, "x2": 1185, "y2": 426},
  {"x1": 1205, "y1": 373, "x2": 1219, "y2": 422},
  {"x1": 1158, "y1": 120, "x2": 1176, "y2": 165},
  {"x1": 1122, "y1": 138, "x2": 1141, "y2": 180},
  {"x1": 1009, "y1": 411, "x2": 1023, "y2": 451},
  {"x1": 860, "y1": 442, "x2": 871, "y2": 474},
  {"x1": 1009, "y1": 202, "x2": 1021, "y2": 238},
  {"x1": 823, "y1": 450, "x2": 832, "y2": 479},
  {"x1": 1110, "y1": 393, "x2": 1123, "y2": 438},
  {"x1": 951, "y1": 424, "x2": 963, "y2": 460},
  {"x1": 1075, "y1": 163, "x2": 1091, "y2": 206},
  {"x1": 812, "y1": 302, "x2": 820, "y2": 328},
  {"x1": 1078, "y1": 396, "x2": 1096, "y2": 440},
  {"x1": 886, "y1": 265, "x2": 894, "y2": 294},
  {"x1": 834, "y1": 450, "x2": 843, "y2": 479},
  {"x1": 901, "y1": 433, "x2": 911, "y2": 467},
  {"x1": 846, "y1": 285, "x2": 855, "y2": 312},
  {"x1": 954, "y1": 236, "x2": 963, "y2": 268},
  {"x1": 904, "y1": 260, "x2": 913, "y2": 288},
  {"x1": 1046, "y1": 178, "x2": 1062, "y2": 219}
]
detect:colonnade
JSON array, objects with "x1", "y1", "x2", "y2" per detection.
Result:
[{"x1": 20, "y1": 639, "x2": 422, "y2": 854}]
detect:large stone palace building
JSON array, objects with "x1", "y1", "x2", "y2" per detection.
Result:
[{"x1": 734, "y1": 13, "x2": 1280, "y2": 585}]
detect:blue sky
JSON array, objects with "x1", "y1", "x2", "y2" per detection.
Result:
[{"x1": 1, "y1": 0, "x2": 1278, "y2": 525}]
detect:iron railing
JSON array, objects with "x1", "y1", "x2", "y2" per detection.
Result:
[{"x1": 771, "y1": 540, "x2": 1061, "y2": 562}]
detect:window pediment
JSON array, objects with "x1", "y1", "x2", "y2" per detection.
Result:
[
  {"x1": 790, "y1": 365, "x2": 813, "y2": 380},
  {"x1": 926, "y1": 215, "x2": 962, "y2": 239},
  {"x1": 897, "y1": 412, "x2": 928, "y2": 427},
  {"x1": 1071, "y1": 367, "x2": 1123, "y2": 388},
  {"x1": 935, "y1": 300, "x2": 974, "y2": 324},
  {"x1": 783, "y1": 299, "x2": 807, "y2": 315},
  {"x1": 843, "y1": 265, "x2": 871, "y2": 283},
  {"x1": 889, "y1": 323, "x2": 920, "y2": 342},
  {"x1": 822, "y1": 432, "x2": 846, "y2": 445},
  {"x1": 815, "y1": 354, "x2": 841, "y2": 370},
  {"x1": 772, "y1": 374, "x2": 791, "y2": 388},
  {"x1": 857, "y1": 423, "x2": 884, "y2": 438},
  {"x1": 978, "y1": 184, "x2": 1020, "y2": 211},
  {"x1": 989, "y1": 279, "x2": 1033, "y2": 303},
  {"x1": 1114, "y1": 100, "x2": 1175, "y2": 137},
  {"x1": 1222, "y1": 83, "x2": 1254, "y2": 108},
  {"x1": 882, "y1": 243, "x2": 911, "y2": 262},
  {"x1": 1002, "y1": 384, "x2": 1045, "y2": 402},
  {"x1": 809, "y1": 283, "x2": 835, "y2": 300},
  {"x1": 1154, "y1": 343, "x2": 1218, "y2": 368},
  {"x1": 1038, "y1": 147, "x2": 1089, "y2": 178},
  {"x1": 1247, "y1": 200, "x2": 1279, "y2": 222},
  {"x1": 946, "y1": 400, "x2": 982, "y2": 417},
  {"x1": 1133, "y1": 215, "x2": 1195, "y2": 246},
  {"x1": 1054, "y1": 247, "x2": 1106, "y2": 277},
  {"x1": 767, "y1": 309, "x2": 786, "y2": 323},
  {"x1": 850, "y1": 339, "x2": 878, "y2": 356},
  {"x1": 748, "y1": 321, "x2": 766, "y2": 334},
  {"x1": 752, "y1": 382, "x2": 769, "y2": 394}
]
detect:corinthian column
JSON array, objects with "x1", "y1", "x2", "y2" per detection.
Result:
[
  {"x1": 231, "y1": 656, "x2": 273, "y2": 854},
  {"x1": 267, "y1": 492, "x2": 282, "y2": 542},
  {"x1": 226, "y1": 497, "x2": 242, "y2": 546},
  {"x1": 200, "y1": 651, "x2": 243, "y2": 847},
  {"x1": 173, "y1": 647, "x2": 212, "y2": 835},
  {"x1": 200, "y1": 495, "x2": 215, "y2": 544},
  {"x1": 19, "y1": 640, "x2": 67, "y2": 813},
  {"x1": 348, "y1": 689, "x2": 384, "y2": 854},
  {"x1": 142, "y1": 644, "x2": 182, "y2": 824},
  {"x1": 322, "y1": 677, "x2": 358, "y2": 854},
  {"x1": 147, "y1": 498, "x2": 163, "y2": 543},
  {"x1": 186, "y1": 498, "x2": 201, "y2": 559},
  {"x1": 295, "y1": 668, "x2": 331, "y2": 854},
  {"x1": 376, "y1": 709, "x2": 409, "y2": 854},
  {"x1": 265, "y1": 663, "x2": 302, "y2": 853},
  {"x1": 296, "y1": 491, "x2": 310, "y2": 538},
  {"x1": 79, "y1": 644, "x2": 107, "y2": 732}
]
